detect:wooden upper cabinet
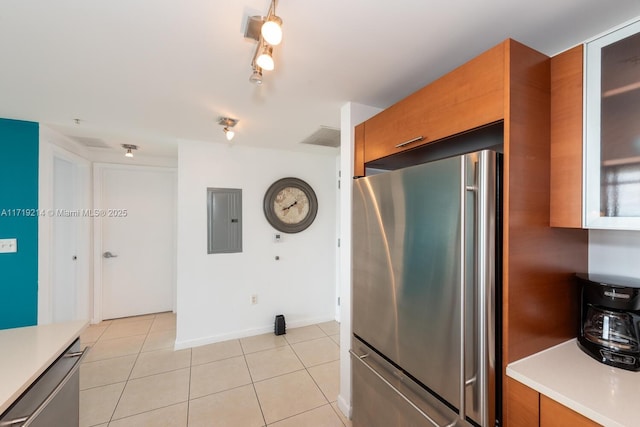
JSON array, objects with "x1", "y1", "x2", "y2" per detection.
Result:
[
  {"x1": 362, "y1": 42, "x2": 505, "y2": 163},
  {"x1": 354, "y1": 123, "x2": 365, "y2": 178},
  {"x1": 550, "y1": 45, "x2": 584, "y2": 228}
]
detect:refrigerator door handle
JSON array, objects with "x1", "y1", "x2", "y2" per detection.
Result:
[
  {"x1": 479, "y1": 150, "x2": 496, "y2": 427},
  {"x1": 465, "y1": 375, "x2": 477, "y2": 387},
  {"x1": 464, "y1": 150, "x2": 496, "y2": 427},
  {"x1": 463, "y1": 151, "x2": 495, "y2": 426},
  {"x1": 459, "y1": 155, "x2": 470, "y2": 423},
  {"x1": 349, "y1": 350, "x2": 457, "y2": 427},
  {"x1": 463, "y1": 155, "x2": 480, "y2": 421}
]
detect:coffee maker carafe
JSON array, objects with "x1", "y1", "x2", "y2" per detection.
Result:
[{"x1": 577, "y1": 273, "x2": 640, "y2": 371}]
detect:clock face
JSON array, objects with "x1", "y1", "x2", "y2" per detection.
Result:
[
  {"x1": 273, "y1": 187, "x2": 310, "y2": 224},
  {"x1": 264, "y1": 178, "x2": 318, "y2": 233}
]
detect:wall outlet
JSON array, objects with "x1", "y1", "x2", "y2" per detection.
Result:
[
  {"x1": 250, "y1": 294, "x2": 258, "y2": 305},
  {"x1": 0, "y1": 238, "x2": 17, "y2": 254}
]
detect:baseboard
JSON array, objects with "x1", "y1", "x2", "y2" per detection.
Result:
[
  {"x1": 174, "y1": 314, "x2": 336, "y2": 350},
  {"x1": 337, "y1": 394, "x2": 352, "y2": 420}
]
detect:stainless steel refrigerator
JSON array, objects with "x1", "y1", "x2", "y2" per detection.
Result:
[{"x1": 351, "y1": 149, "x2": 501, "y2": 427}]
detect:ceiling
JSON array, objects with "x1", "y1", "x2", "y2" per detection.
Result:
[{"x1": 1, "y1": 1, "x2": 639, "y2": 158}]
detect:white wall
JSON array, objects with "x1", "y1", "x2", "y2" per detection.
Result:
[
  {"x1": 175, "y1": 140, "x2": 339, "y2": 349},
  {"x1": 589, "y1": 230, "x2": 640, "y2": 277},
  {"x1": 337, "y1": 102, "x2": 382, "y2": 418}
]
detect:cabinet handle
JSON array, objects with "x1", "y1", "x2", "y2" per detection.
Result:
[{"x1": 395, "y1": 136, "x2": 424, "y2": 148}]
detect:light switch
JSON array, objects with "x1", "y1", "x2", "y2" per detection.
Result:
[{"x1": 0, "y1": 238, "x2": 17, "y2": 254}]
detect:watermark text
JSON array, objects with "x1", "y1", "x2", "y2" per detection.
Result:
[{"x1": 0, "y1": 208, "x2": 128, "y2": 218}]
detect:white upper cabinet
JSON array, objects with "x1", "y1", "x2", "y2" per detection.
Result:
[{"x1": 585, "y1": 19, "x2": 640, "y2": 229}]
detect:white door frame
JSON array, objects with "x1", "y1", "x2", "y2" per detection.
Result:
[
  {"x1": 38, "y1": 138, "x2": 91, "y2": 325},
  {"x1": 92, "y1": 163, "x2": 177, "y2": 323}
]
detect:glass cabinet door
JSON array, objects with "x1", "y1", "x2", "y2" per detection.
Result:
[{"x1": 585, "y1": 19, "x2": 640, "y2": 229}]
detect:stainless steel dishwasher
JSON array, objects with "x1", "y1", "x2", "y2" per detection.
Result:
[{"x1": 0, "y1": 338, "x2": 88, "y2": 427}]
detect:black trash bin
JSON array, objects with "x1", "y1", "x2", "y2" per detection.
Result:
[{"x1": 274, "y1": 314, "x2": 286, "y2": 335}]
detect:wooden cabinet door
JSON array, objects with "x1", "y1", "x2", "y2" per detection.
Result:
[
  {"x1": 507, "y1": 380, "x2": 602, "y2": 427},
  {"x1": 506, "y1": 378, "x2": 540, "y2": 427},
  {"x1": 540, "y1": 395, "x2": 601, "y2": 427},
  {"x1": 362, "y1": 41, "x2": 505, "y2": 163},
  {"x1": 550, "y1": 45, "x2": 584, "y2": 228}
]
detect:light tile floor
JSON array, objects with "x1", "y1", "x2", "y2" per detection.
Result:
[{"x1": 79, "y1": 312, "x2": 351, "y2": 427}]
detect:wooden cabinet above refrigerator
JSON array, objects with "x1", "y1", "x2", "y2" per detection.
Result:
[
  {"x1": 353, "y1": 38, "x2": 547, "y2": 172},
  {"x1": 358, "y1": 42, "x2": 504, "y2": 165}
]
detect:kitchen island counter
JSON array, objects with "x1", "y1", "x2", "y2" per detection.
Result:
[
  {"x1": 0, "y1": 320, "x2": 88, "y2": 414},
  {"x1": 507, "y1": 338, "x2": 640, "y2": 427}
]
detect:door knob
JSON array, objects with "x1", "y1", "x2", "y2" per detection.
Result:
[
  {"x1": 103, "y1": 251, "x2": 118, "y2": 258},
  {"x1": 72, "y1": 255, "x2": 77, "y2": 260}
]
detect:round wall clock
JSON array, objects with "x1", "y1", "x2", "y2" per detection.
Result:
[{"x1": 263, "y1": 177, "x2": 318, "y2": 233}]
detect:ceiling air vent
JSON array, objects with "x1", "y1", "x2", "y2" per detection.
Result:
[
  {"x1": 71, "y1": 136, "x2": 111, "y2": 149},
  {"x1": 300, "y1": 126, "x2": 340, "y2": 148}
]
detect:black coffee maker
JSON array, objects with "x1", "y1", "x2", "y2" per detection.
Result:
[{"x1": 577, "y1": 273, "x2": 640, "y2": 371}]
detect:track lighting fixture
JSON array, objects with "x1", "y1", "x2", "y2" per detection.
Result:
[
  {"x1": 218, "y1": 117, "x2": 239, "y2": 141},
  {"x1": 249, "y1": 67, "x2": 263, "y2": 85},
  {"x1": 256, "y1": 45, "x2": 274, "y2": 71},
  {"x1": 244, "y1": 0, "x2": 282, "y2": 84},
  {"x1": 122, "y1": 144, "x2": 138, "y2": 158},
  {"x1": 261, "y1": 15, "x2": 283, "y2": 46}
]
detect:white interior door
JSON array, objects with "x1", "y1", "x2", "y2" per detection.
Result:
[
  {"x1": 96, "y1": 165, "x2": 176, "y2": 320},
  {"x1": 52, "y1": 157, "x2": 78, "y2": 322}
]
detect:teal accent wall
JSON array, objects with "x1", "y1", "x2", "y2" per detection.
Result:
[{"x1": 0, "y1": 118, "x2": 39, "y2": 329}]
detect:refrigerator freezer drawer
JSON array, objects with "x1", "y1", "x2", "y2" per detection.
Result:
[{"x1": 351, "y1": 339, "x2": 470, "y2": 427}]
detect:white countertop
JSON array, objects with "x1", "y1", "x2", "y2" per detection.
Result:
[
  {"x1": 507, "y1": 338, "x2": 640, "y2": 427},
  {"x1": 0, "y1": 320, "x2": 88, "y2": 414}
]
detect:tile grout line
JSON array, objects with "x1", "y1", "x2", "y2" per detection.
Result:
[
  {"x1": 240, "y1": 339, "x2": 268, "y2": 427},
  {"x1": 186, "y1": 338, "x2": 193, "y2": 427},
  {"x1": 318, "y1": 326, "x2": 348, "y2": 427},
  {"x1": 293, "y1": 325, "x2": 347, "y2": 427},
  {"x1": 255, "y1": 332, "x2": 330, "y2": 426},
  {"x1": 245, "y1": 329, "x2": 334, "y2": 426},
  {"x1": 106, "y1": 314, "x2": 155, "y2": 425},
  {"x1": 289, "y1": 335, "x2": 333, "y2": 405},
  {"x1": 107, "y1": 314, "x2": 188, "y2": 425},
  {"x1": 280, "y1": 328, "x2": 347, "y2": 426},
  {"x1": 265, "y1": 402, "x2": 343, "y2": 427}
]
